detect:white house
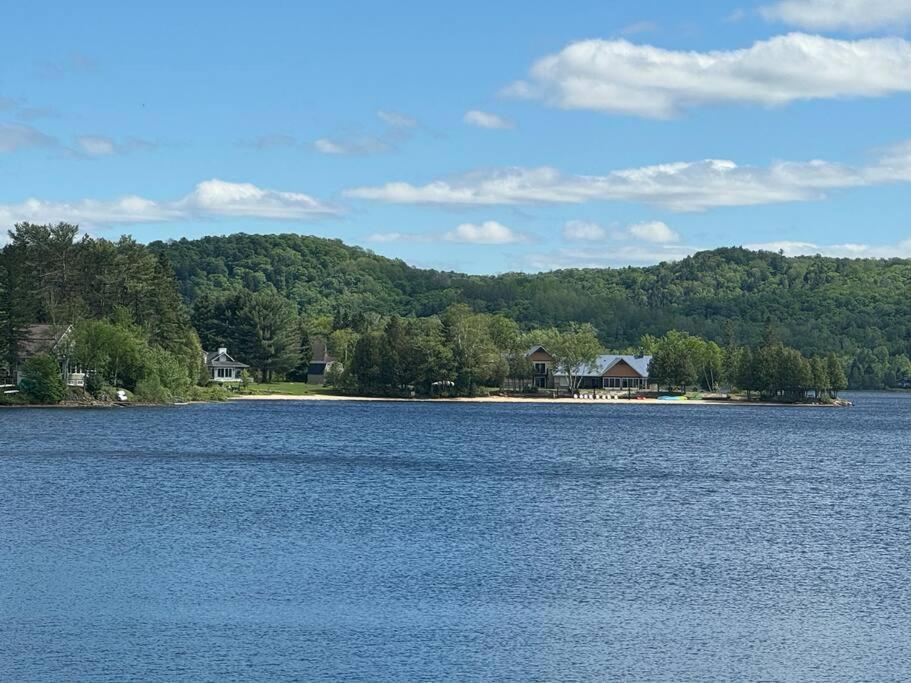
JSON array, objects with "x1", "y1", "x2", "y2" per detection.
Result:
[{"x1": 203, "y1": 347, "x2": 249, "y2": 383}]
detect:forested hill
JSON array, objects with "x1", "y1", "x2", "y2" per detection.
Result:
[{"x1": 151, "y1": 233, "x2": 911, "y2": 388}]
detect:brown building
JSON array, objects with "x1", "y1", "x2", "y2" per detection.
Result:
[{"x1": 525, "y1": 346, "x2": 653, "y2": 392}]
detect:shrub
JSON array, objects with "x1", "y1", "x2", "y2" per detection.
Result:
[
  {"x1": 134, "y1": 376, "x2": 172, "y2": 403},
  {"x1": 18, "y1": 354, "x2": 66, "y2": 404},
  {"x1": 186, "y1": 384, "x2": 232, "y2": 401}
]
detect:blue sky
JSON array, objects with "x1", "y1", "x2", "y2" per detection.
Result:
[{"x1": 2, "y1": 0, "x2": 910, "y2": 273}]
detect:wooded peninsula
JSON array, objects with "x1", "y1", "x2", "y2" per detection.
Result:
[{"x1": 2, "y1": 223, "x2": 907, "y2": 405}]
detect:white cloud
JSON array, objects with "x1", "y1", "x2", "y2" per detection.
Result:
[
  {"x1": 563, "y1": 219, "x2": 679, "y2": 243},
  {"x1": 745, "y1": 238, "x2": 911, "y2": 258},
  {"x1": 365, "y1": 232, "x2": 420, "y2": 243},
  {"x1": 0, "y1": 196, "x2": 182, "y2": 227},
  {"x1": 760, "y1": 0, "x2": 911, "y2": 31},
  {"x1": 313, "y1": 136, "x2": 390, "y2": 156},
  {"x1": 628, "y1": 220, "x2": 679, "y2": 243},
  {"x1": 76, "y1": 135, "x2": 116, "y2": 156},
  {"x1": 444, "y1": 221, "x2": 528, "y2": 244},
  {"x1": 347, "y1": 139, "x2": 911, "y2": 212},
  {"x1": 463, "y1": 109, "x2": 515, "y2": 130},
  {"x1": 73, "y1": 135, "x2": 159, "y2": 157},
  {"x1": 525, "y1": 244, "x2": 699, "y2": 270},
  {"x1": 563, "y1": 220, "x2": 609, "y2": 241},
  {"x1": 505, "y1": 33, "x2": 911, "y2": 118},
  {"x1": 0, "y1": 179, "x2": 338, "y2": 227},
  {"x1": 178, "y1": 179, "x2": 337, "y2": 219},
  {"x1": 526, "y1": 235, "x2": 911, "y2": 269},
  {"x1": 367, "y1": 221, "x2": 530, "y2": 245},
  {"x1": 0, "y1": 122, "x2": 57, "y2": 152}
]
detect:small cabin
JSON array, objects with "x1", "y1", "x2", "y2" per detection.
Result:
[{"x1": 203, "y1": 347, "x2": 249, "y2": 383}]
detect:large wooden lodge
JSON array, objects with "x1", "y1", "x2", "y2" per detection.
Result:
[{"x1": 526, "y1": 345, "x2": 654, "y2": 392}]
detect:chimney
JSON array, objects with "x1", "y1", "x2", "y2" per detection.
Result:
[{"x1": 218, "y1": 347, "x2": 227, "y2": 356}]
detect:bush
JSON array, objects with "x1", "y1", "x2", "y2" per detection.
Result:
[
  {"x1": 186, "y1": 384, "x2": 232, "y2": 402},
  {"x1": 134, "y1": 376, "x2": 172, "y2": 403},
  {"x1": 0, "y1": 391, "x2": 28, "y2": 406},
  {"x1": 84, "y1": 371, "x2": 104, "y2": 395},
  {"x1": 18, "y1": 354, "x2": 67, "y2": 404}
]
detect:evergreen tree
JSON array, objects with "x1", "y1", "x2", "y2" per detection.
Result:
[{"x1": 236, "y1": 288, "x2": 301, "y2": 382}]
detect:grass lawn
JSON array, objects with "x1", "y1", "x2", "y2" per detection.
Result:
[{"x1": 245, "y1": 382, "x2": 339, "y2": 396}]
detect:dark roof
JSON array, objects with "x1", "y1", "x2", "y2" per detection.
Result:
[
  {"x1": 308, "y1": 361, "x2": 329, "y2": 375},
  {"x1": 203, "y1": 349, "x2": 249, "y2": 369},
  {"x1": 18, "y1": 324, "x2": 72, "y2": 358}
]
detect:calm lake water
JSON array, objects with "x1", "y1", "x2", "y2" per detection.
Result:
[{"x1": 2, "y1": 394, "x2": 910, "y2": 681}]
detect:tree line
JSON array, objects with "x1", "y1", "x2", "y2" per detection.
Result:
[
  {"x1": 0, "y1": 224, "x2": 899, "y2": 403},
  {"x1": 152, "y1": 233, "x2": 911, "y2": 390},
  {"x1": 646, "y1": 325, "x2": 848, "y2": 401},
  {"x1": 1, "y1": 223, "x2": 204, "y2": 402}
]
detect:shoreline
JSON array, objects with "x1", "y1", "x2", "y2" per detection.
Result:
[
  {"x1": 229, "y1": 393, "x2": 847, "y2": 407},
  {"x1": 0, "y1": 394, "x2": 853, "y2": 409}
]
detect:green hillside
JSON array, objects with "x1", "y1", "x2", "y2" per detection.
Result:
[{"x1": 151, "y1": 233, "x2": 911, "y2": 388}]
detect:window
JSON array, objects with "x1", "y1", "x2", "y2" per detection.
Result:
[{"x1": 534, "y1": 363, "x2": 547, "y2": 375}]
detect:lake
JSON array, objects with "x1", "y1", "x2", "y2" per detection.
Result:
[{"x1": 2, "y1": 394, "x2": 910, "y2": 681}]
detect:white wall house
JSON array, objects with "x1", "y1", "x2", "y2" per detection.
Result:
[{"x1": 203, "y1": 347, "x2": 249, "y2": 383}]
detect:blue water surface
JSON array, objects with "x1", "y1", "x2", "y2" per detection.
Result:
[{"x1": 2, "y1": 394, "x2": 910, "y2": 681}]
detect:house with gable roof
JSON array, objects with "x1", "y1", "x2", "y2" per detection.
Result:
[
  {"x1": 203, "y1": 347, "x2": 249, "y2": 383},
  {"x1": 523, "y1": 345, "x2": 654, "y2": 392},
  {"x1": 2, "y1": 324, "x2": 86, "y2": 388}
]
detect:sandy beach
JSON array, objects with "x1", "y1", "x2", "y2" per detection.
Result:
[{"x1": 229, "y1": 393, "x2": 836, "y2": 407}]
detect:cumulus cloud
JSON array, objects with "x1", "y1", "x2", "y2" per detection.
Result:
[
  {"x1": 367, "y1": 221, "x2": 530, "y2": 245},
  {"x1": 0, "y1": 179, "x2": 338, "y2": 227},
  {"x1": 760, "y1": 0, "x2": 911, "y2": 31},
  {"x1": 346, "y1": 139, "x2": 911, "y2": 212},
  {"x1": 463, "y1": 110, "x2": 515, "y2": 129},
  {"x1": 504, "y1": 33, "x2": 911, "y2": 118},
  {"x1": 563, "y1": 219, "x2": 679, "y2": 243},
  {"x1": 444, "y1": 221, "x2": 528, "y2": 244},
  {"x1": 0, "y1": 122, "x2": 58, "y2": 152},
  {"x1": 629, "y1": 220, "x2": 679, "y2": 243}
]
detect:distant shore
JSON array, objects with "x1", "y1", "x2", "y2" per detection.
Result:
[
  {"x1": 0, "y1": 393, "x2": 850, "y2": 409},
  {"x1": 230, "y1": 393, "x2": 848, "y2": 407}
]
